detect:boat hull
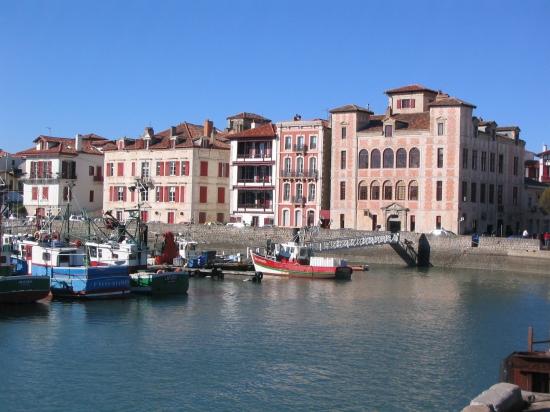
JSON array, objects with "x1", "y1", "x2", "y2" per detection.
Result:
[
  {"x1": 130, "y1": 271, "x2": 189, "y2": 295},
  {"x1": 250, "y1": 252, "x2": 352, "y2": 280},
  {"x1": 31, "y1": 265, "x2": 130, "y2": 299},
  {"x1": 0, "y1": 275, "x2": 51, "y2": 303}
]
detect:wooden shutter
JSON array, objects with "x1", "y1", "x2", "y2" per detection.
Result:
[
  {"x1": 397, "y1": 99, "x2": 402, "y2": 109},
  {"x1": 131, "y1": 190, "x2": 135, "y2": 202},
  {"x1": 180, "y1": 186, "x2": 185, "y2": 202},
  {"x1": 218, "y1": 162, "x2": 222, "y2": 177},
  {"x1": 131, "y1": 162, "x2": 135, "y2": 176},
  {"x1": 117, "y1": 162, "x2": 124, "y2": 176},
  {"x1": 106, "y1": 164, "x2": 111, "y2": 177},
  {"x1": 200, "y1": 186, "x2": 207, "y2": 203},
  {"x1": 42, "y1": 187, "x2": 48, "y2": 200},
  {"x1": 175, "y1": 161, "x2": 180, "y2": 176},
  {"x1": 411, "y1": 99, "x2": 415, "y2": 108},
  {"x1": 158, "y1": 187, "x2": 164, "y2": 202},
  {"x1": 32, "y1": 187, "x2": 38, "y2": 200},
  {"x1": 185, "y1": 161, "x2": 190, "y2": 176},
  {"x1": 174, "y1": 186, "x2": 179, "y2": 202},
  {"x1": 122, "y1": 187, "x2": 127, "y2": 201},
  {"x1": 201, "y1": 161, "x2": 208, "y2": 176},
  {"x1": 164, "y1": 187, "x2": 170, "y2": 202},
  {"x1": 217, "y1": 187, "x2": 225, "y2": 203},
  {"x1": 159, "y1": 162, "x2": 165, "y2": 176},
  {"x1": 37, "y1": 162, "x2": 43, "y2": 178}
]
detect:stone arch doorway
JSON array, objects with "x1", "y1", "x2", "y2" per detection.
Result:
[{"x1": 387, "y1": 214, "x2": 401, "y2": 233}]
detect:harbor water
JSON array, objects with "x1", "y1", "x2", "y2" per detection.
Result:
[{"x1": 2, "y1": 266, "x2": 550, "y2": 411}]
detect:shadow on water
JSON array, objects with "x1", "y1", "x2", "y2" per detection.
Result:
[{"x1": 0, "y1": 301, "x2": 51, "y2": 320}]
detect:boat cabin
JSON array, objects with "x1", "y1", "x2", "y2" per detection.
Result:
[
  {"x1": 86, "y1": 240, "x2": 147, "y2": 269},
  {"x1": 274, "y1": 242, "x2": 311, "y2": 264},
  {"x1": 31, "y1": 242, "x2": 86, "y2": 269},
  {"x1": 176, "y1": 238, "x2": 199, "y2": 261}
]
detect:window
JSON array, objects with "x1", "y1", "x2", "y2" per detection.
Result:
[
  {"x1": 283, "y1": 183, "x2": 290, "y2": 201},
  {"x1": 408, "y1": 181, "x2": 418, "y2": 201},
  {"x1": 282, "y1": 210, "x2": 290, "y2": 226},
  {"x1": 296, "y1": 136, "x2": 304, "y2": 150},
  {"x1": 200, "y1": 186, "x2": 207, "y2": 203},
  {"x1": 471, "y1": 182, "x2": 477, "y2": 203},
  {"x1": 200, "y1": 161, "x2": 208, "y2": 176},
  {"x1": 167, "y1": 212, "x2": 175, "y2": 224},
  {"x1": 490, "y1": 153, "x2": 496, "y2": 172},
  {"x1": 472, "y1": 150, "x2": 478, "y2": 170},
  {"x1": 513, "y1": 186, "x2": 518, "y2": 205},
  {"x1": 371, "y1": 181, "x2": 380, "y2": 200},
  {"x1": 383, "y1": 181, "x2": 392, "y2": 200},
  {"x1": 117, "y1": 187, "x2": 124, "y2": 201},
  {"x1": 284, "y1": 158, "x2": 291, "y2": 174},
  {"x1": 169, "y1": 161, "x2": 177, "y2": 176},
  {"x1": 117, "y1": 162, "x2": 124, "y2": 176},
  {"x1": 498, "y1": 154, "x2": 504, "y2": 174},
  {"x1": 462, "y1": 148, "x2": 468, "y2": 169},
  {"x1": 371, "y1": 149, "x2": 381, "y2": 168},
  {"x1": 497, "y1": 184, "x2": 503, "y2": 205},
  {"x1": 409, "y1": 148, "x2": 420, "y2": 168},
  {"x1": 340, "y1": 181, "x2": 346, "y2": 200},
  {"x1": 89, "y1": 166, "x2": 94, "y2": 176},
  {"x1": 297, "y1": 157, "x2": 304, "y2": 174},
  {"x1": 480, "y1": 183, "x2": 486, "y2": 203},
  {"x1": 309, "y1": 157, "x2": 317, "y2": 174},
  {"x1": 481, "y1": 151, "x2": 487, "y2": 172},
  {"x1": 437, "y1": 122, "x2": 445, "y2": 136},
  {"x1": 156, "y1": 161, "x2": 163, "y2": 176},
  {"x1": 42, "y1": 187, "x2": 49, "y2": 200},
  {"x1": 32, "y1": 187, "x2": 38, "y2": 200},
  {"x1": 396, "y1": 181, "x2": 406, "y2": 201},
  {"x1": 358, "y1": 183, "x2": 368, "y2": 200},
  {"x1": 436, "y1": 181, "x2": 443, "y2": 201},
  {"x1": 341, "y1": 127, "x2": 347, "y2": 139},
  {"x1": 181, "y1": 161, "x2": 189, "y2": 176},
  {"x1": 340, "y1": 214, "x2": 345, "y2": 229},
  {"x1": 396, "y1": 149, "x2": 406, "y2": 168},
  {"x1": 284, "y1": 136, "x2": 292, "y2": 150},
  {"x1": 141, "y1": 162, "x2": 150, "y2": 178},
  {"x1": 156, "y1": 187, "x2": 161, "y2": 202},
  {"x1": 140, "y1": 188, "x2": 148, "y2": 201},
  {"x1": 217, "y1": 213, "x2": 224, "y2": 223},
  {"x1": 398, "y1": 98, "x2": 415, "y2": 109},
  {"x1": 383, "y1": 149, "x2": 394, "y2": 168},
  {"x1": 217, "y1": 187, "x2": 225, "y2": 203},
  {"x1": 309, "y1": 136, "x2": 317, "y2": 150},
  {"x1": 513, "y1": 156, "x2": 519, "y2": 176},
  {"x1": 437, "y1": 148, "x2": 444, "y2": 168},
  {"x1": 410, "y1": 215, "x2": 416, "y2": 232},
  {"x1": 462, "y1": 181, "x2": 468, "y2": 202},
  {"x1": 308, "y1": 184, "x2": 316, "y2": 201},
  {"x1": 198, "y1": 212, "x2": 206, "y2": 224},
  {"x1": 436, "y1": 216, "x2": 442, "y2": 230},
  {"x1": 358, "y1": 150, "x2": 369, "y2": 169},
  {"x1": 489, "y1": 184, "x2": 495, "y2": 204},
  {"x1": 340, "y1": 151, "x2": 346, "y2": 169},
  {"x1": 63, "y1": 186, "x2": 72, "y2": 201},
  {"x1": 296, "y1": 183, "x2": 303, "y2": 199},
  {"x1": 89, "y1": 190, "x2": 94, "y2": 202},
  {"x1": 384, "y1": 125, "x2": 393, "y2": 137},
  {"x1": 371, "y1": 214, "x2": 377, "y2": 231}
]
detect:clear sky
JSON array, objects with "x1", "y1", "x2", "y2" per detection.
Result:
[{"x1": 1, "y1": 0, "x2": 549, "y2": 154}]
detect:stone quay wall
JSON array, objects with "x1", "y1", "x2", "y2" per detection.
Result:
[{"x1": 6, "y1": 222, "x2": 549, "y2": 275}]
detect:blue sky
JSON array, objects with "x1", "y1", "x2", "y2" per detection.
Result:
[{"x1": 1, "y1": 0, "x2": 549, "y2": 153}]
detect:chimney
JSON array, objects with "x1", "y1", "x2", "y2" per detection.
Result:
[
  {"x1": 203, "y1": 119, "x2": 213, "y2": 138},
  {"x1": 117, "y1": 138, "x2": 125, "y2": 150},
  {"x1": 251, "y1": 120, "x2": 256, "y2": 129},
  {"x1": 544, "y1": 144, "x2": 548, "y2": 152},
  {"x1": 144, "y1": 127, "x2": 154, "y2": 139},
  {"x1": 75, "y1": 134, "x2": 83, "y2": 152}
]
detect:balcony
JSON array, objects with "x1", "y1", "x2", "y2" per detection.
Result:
[
  {"x1": 292, "y1": 196, "x2": 306, "y2": 205},
  {"x1": 280, "y1": 169, "x2": 318, "y2": 179},
  {"x1": 236, "y1": 176, "x2": 272, "y2": 184},
  {"x1": 292, "y1": 144, "x2": 308, "y2": 153},
  {"x1": 22, "y1": 176, "x2": 60, "y2": 184},
  {"x1": 236, "y1": 151, "x2": 273, "y2": 160},
  {"x1": 235, "y1": 203, "x2": 273, "y2": 212}
]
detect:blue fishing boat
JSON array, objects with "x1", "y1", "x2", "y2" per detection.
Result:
[{"x1": 28, "y1": 240, "x2": 130, "y2": 299}]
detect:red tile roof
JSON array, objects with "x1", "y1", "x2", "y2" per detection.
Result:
[
  {"x1": 16, "y1": 134, "x2": 110, "y2": 157},
  {"x1": 226, "y1": 112, "x2": 271, "y2": 122},
  {"x1": 224, "y1": 123, "x2": 277, "y2": 140},
  {"x1": 329, "y1": 104, "x2": 373, "y2": 114},
  {"x1": 429, "y1": 96, "x2": 476, "y2": 108},
  {"x1": 385, "y1": 84, "x2": 438, "y2": 95},
  {"x1": 358, "y1": 112, "x2": 430, "y2": 132}
]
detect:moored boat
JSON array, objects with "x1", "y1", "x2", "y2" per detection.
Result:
[
  {"x1": 250, "y1": 241, "x2": 352, "y2": 280},
  {"x1": 130, "y1": 270, "x2": 189, "y2": 295}
]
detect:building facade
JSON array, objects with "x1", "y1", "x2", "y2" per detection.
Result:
[
  {"x1": 0, "y1": 149, "x2": 23, "y2": 193},
  {"x1": 275, "y1": 117, "x2": 331, "y2": 227},
  {"x1": 227, "y1": 116, "x2": 277, "y2": 227},
  {"x1": 103, "y1": 120, "x2": 230, "y2": 224},
  {"x1": 330, "y1": 84, "x2": 526, "y2": 235},
  {"x1": 17, "y1": 134, "x2": 107, "y2": 217}
]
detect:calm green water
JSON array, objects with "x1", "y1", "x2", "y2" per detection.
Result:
[{"x1": 1, "y1": 266, "x2": 550, "y2": 411}]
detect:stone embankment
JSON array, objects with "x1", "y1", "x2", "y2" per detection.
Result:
[{"x1": 6, "y1": 221, "x2": 550, "y2": 274}]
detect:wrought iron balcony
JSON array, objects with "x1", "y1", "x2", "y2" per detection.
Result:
[
  {"x1": 292, "y1": 196, "x2": 306, "y2": 204},
  {"x1": 280, "y1": 169, "x2": 318, "y2": 179},
  {"x1": 292, "y1": 144, "x2": 308, "y2": 153}
]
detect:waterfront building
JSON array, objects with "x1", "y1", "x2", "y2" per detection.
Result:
[
  {"x1": 275, "y1": 116, "x2": 331, "y2": 227},
  {"x1": 329, "y1": 84, "x2": 525, "y2": 235},
  {"x1": 102, "y1": 120, "x2": 230, "y2": 224},
  {"x1": 0, "y1": 149, "x2": 23, "y2": 194},
  {"x1": 226, "y1": 112, "x2": 277, "y2": 227},
  {"x1": 524, "y1": 145, "x2": 550, "y2": 234},
  {"x1": 17, "y1": 134, "x2": 108, "y2": 217}
]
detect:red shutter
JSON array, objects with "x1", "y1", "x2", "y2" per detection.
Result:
[
  {"x1": 175, "y1": 161, "x2": 180, "y2": 176},
  {"x1": 122, "y1": 187, "x2": 127, "y2": 201},
  {"x1": 217, "y1": 187, "x2": 225, "y2": 203},
  {"x1": 37, "y1": 162, "x2": 43, "y2": 178},
  {"x1": 165, "y1": 162, "x2": 170, "y2": 177},
  {"x1": 218, "y1": 162, "x2": 222, "y2": 177},
  {"x1": 174, "y1": 186, "x2": 179, "y2": 202},
  {"x1": 106, "y1": 164, "x2": 111, "y2": 177},
  {"x1": 131, "y1": 162, "x2": 135, "y2": 177},
  {"x1": 164, "y1": 187, "x2": 169, "y2": 202},
  {"x1": 32, "y1": 187, "x2": 38, "y2": 200},
  {"x1": 200, "y1": 186, "x2": 207, "y2": 203},
  {"x1": 200, "y1": 161, "x2": 208, "y2": 176},
  {"x1": 180, "y1": 186, "x2": 185, "y2": 203},
  {"x1": 117, "y1": 162, "x2": 124, "y2": 176},
  {"x1": 109, "y1": 186, "x2": 114, "y2": 201},
  {"x1": 159, "y1": 187, "x2": 164, "y2": 202},
  {"x1": 47, "y1": 161, "x2": 52, "y2": 177},
  {"x1": 185, "y1": 161, "x2": 190, "y2": 176},
  {"x1": 131, "y1": 190, "x2": 135, "y2": 202},
  {"x1": 397, "y1": 99, "x2": 402, "y2": 109},
  {"x1": 159, "y1": 162, "x2": 165, "y2": 176},
  {"x1": 42, "y1": 187, "x2": 48, "y2": 200},
  {"x1": 411, "y1": 99, "x2": 416, "y2": 108}
]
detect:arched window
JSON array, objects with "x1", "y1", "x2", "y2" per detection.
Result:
[
  {"x1": 295, "y1": 209, "x2": 302, "y2": 227},
  {"x1": 282, "y1": 209, "x2": 290, "y2": 226},
  {"x1": 370, "y1": 181, "x2": 380, "y2": 200},
  {"x1": 296, "y1": 183, "x2": 303, "y2": 199},
  {"x1": 308, "y1": 183, "x2": 316, "y2": 201},
  {"x1": 284, "y1": 157, "x2": 291, "y2": 174},
  {"x1": 371, "y1": 149, "x2": 381, "y2": 168},
  {"x1": 283, "y1": 183, "x2": 290, "y2": 201},
  {"x1": 358, "y1": 181, "x2": 368, "y2": 200},
  {"x1": 309, "y1": 157, "x2": 317, "y2": 174},
  {"x1": 408, "y1": 181, "x2": 419, "y2": 201},
  {"x1": 383, "y1": 149, "x2": 394, "y2": 168},
  {"x1": 396, "y1": 181, "x2": 406, "y2": 200},
  {"x1": 296, "y1": 157, "x2": 304, "y2": 174},
  {"x1": 409, "y1": 148, "x2": 420, "y2": 168},
  {"x1": 358, "y1": 149, "x2": 369, "y2": 169},
  {"x1": 396, "y1": 149, "x2": 407, "y2": 168},
  {"x1": 383, "y1": 180, "x2": 392, "y2": 200}
]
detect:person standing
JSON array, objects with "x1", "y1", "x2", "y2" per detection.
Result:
[{"x1": 544, "y1": 232, "x2": 550, "y2": 249}]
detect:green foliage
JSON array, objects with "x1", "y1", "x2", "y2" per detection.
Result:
[{"x1": 539, "y1": 188, "x2": 550, "y2": 214}]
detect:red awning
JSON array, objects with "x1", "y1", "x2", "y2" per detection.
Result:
[{"x1": 320, "y1": 210, "x2": 330, "y2": 219}]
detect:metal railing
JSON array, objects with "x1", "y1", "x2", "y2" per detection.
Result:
[
  {"x1": 280, "y1": 169, "x2": 318, "y2": 179},
  {"x1": 292, "y1": 144, "x2": 308, "y2": 153}
]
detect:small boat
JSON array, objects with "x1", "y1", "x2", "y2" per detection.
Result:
[
  {"x1": 250, "y1": 241, "x2": 352, "y2": 280},
  {"x1": 86, "y1": 239, "x2": 147, "y2": 273},
  {"x1": 130, "y1": 269, "x2": 189, "y2": 295},
  {"x1": 28, "y1": 240, "x2": 130, "y2": 299}
]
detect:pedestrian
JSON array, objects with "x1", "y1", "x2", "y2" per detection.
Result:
[{"x1": 544, "y1": 232, "x2": 550, "y2": 249}]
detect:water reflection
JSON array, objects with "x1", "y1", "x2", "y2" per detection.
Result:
[{"x1": 0, "y1": 301, "x2": 51, "y2": 321}]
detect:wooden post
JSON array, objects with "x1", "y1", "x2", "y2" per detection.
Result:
[{"x1": 528, "y1": 326, "x2": 533, "y2": 352}]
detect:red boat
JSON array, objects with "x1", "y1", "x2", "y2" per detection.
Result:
[{"x1": 250, "y1": 241, "x2": 352, "y2": 280}]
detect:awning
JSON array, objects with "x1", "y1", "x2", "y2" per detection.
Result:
[{"x1": 320, "y1": 210, "x2": 330, "y2": 219}]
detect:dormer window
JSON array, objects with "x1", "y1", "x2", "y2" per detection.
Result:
[
  {"x1": 384, "y1": 125, "x2": 393, "y2": 137},
  {"x1": 437, "y1": 122, "x2": 445, "y2": 136},
  {"x1": 397, "y1": 99, "x2": 415, "y2": 109}
]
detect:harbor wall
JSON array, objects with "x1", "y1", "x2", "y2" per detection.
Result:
[{"x1": 11, "y1": 222, "x2": 549, "y2": 275}]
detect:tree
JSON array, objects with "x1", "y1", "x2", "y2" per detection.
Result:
[{"x1": 539, "y1": 188, "x2": 550, "y2": 214}]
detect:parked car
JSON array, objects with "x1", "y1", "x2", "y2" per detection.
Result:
[
  {"x1": 429, "y1": 228, "x2": 456, "y2": 237},
  {"x1": 69, "y1": 214, "x2": 86, "y2": 222}
]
